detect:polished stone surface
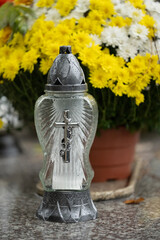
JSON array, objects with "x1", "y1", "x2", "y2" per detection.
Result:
[{"x1": 0, "y1": 131, "x2": 160, "y2": 239}]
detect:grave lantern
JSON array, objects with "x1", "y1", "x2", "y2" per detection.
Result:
[{"x1": 35, "y1": 46, "x2": 98, "y2": 223}]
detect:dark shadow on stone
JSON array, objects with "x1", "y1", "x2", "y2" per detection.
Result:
[{"x1": 0, "y1": 132, "x2": 22, "y2": 158}]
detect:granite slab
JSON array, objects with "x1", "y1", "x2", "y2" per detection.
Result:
[{"x1": 0, "y1": 131, "x2": 160, "y2": 239}]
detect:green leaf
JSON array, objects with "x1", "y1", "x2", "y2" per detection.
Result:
[
  {"x1": 8, "y1": 8, "x2": 20, "y2": 28},
  {"x1": 12, "y1": 16, "x2": 28, "y2": 35},
  {"x1": 12, "y1": 16, "x2": 23, "y2": 33},
  {"x1": 0, "y1": 3, "x2": 35, "y2": 35},
  {"x1": 14, "y1": 5, "x2": 35, "y2": 18},
  {"x1": 0, "y1": 2, "x2": 13, "y2": 29},
  {"x1": 18, "y1": 21, "x2": 28, "y2": 35}
]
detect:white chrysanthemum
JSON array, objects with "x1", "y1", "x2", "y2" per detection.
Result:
[
  {"x1": 150, "y1": 12, "x2": 160, "y2": 23},
  {"x1": 138, "y1": 40, "x2": 157, "y2": 56},
  {"x1": 76, "y1": 0, "x2": 90, "y2": 10},
  {"x1": 117, "y1": 42, "x2": 138, "y2": 61},
  {"x1": 101, "y1": 26, "x2": 127, "y2": 47},
  {"x1": 112, "y1": 0, "x2": 122, "y2": 5},
  {"x1": 64, "y1": 10, "x2": 84, "y2": 20},
  {"x1": 75, "y1": 5, "x2": 89, "y2": 13},
  {"x1": 156, "y1": 40, "x2": 160, "y2": 60},
  {"x1": 114, "y1": 1, "x2": 144, "y2": 21},
  {"x1": 128, "y1": 38, "x2": 144, "y2": 52},
  {"x1": 149, "y1": 11, "x2": 160, "y2": 38},
  {"x1": 114, "y1": 2, "x2": 134, "y2": 18},
  {"x1": 153, "y1": 39, "x2": 160, "y2": 58},
  {"x1": 33, "y1": 6, "x2": 48, "y2": 18},
  {"x1": 32, "y1": 0, "x2": 39, "y2": 5},
  {"x1": 64, "y1": 0, "x2": 89, "y2": 20},
  {"x1": 27, "y1": 6, "x2": 48, "y2": 29},
  {"x1": 129, "y1": 23, "x2": 148, "y2": 42},
  {"x1": 131, "y1": 8, "x2": 144, "y2": 22},
  {"x1": 144, "y1": 0, "x2": 160, "y2": 13},
  {"x1": 90, "y1": 34, "x2": 102, "y2": 45},
  {"x1": 71, "y1": 0, "x2": 90, "y2": 15},
  {"x1": 157, "y1": 30, "x2": 160, "y2": 40},
  {"x1": 45, "y1": 8, "x2": 61, "y2": 24},
  {"x1": 114, "y1": 3, "x2": 126, "y2": 16}
]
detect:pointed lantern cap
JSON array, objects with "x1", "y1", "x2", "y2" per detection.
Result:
[{"x1": 45, "y1": 46, "x2": 88, "y2": 92}]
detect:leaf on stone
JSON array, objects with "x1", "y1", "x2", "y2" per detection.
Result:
[{"x1": 124, "y1": 197, "x2": 144, "y2": 204}]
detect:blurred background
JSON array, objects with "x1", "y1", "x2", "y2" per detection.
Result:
[{"x1": 0, "y1": 0, "x2": 160, "y2": 238}]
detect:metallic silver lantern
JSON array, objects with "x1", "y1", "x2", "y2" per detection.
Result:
[{"x1": 35, "y1": 46, "x2": 98, "y2": 223}]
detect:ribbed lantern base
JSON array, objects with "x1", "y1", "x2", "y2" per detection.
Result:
[{"x1": 36, "y1": 189, "x2": 97, "y2": 223}]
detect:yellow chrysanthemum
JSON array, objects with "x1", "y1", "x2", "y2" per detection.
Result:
[
  {"x1": 40, "y1": 58, "x2": 53, "y2": 74},
  {"x1": 9, "y1": 32, "x2": 24, "y2": 47},
  {"x1": 101, "y1": 54, "x2": 120, "y2": 72},
  {"x1": 0, "y1": 45, "x2": 12, "y2": 59},
  {"x1": 42, "y1": 42, "x2": 59, "y2": 59},
  {"x1": 102, "y1": 48, "x2": 110, "y2": 55},
  {"x1": 3, "y1": 59, "x2": 20, "y2": 80},
  {"x1": 36, "y1": 0, "x2": 54, "y2": 8},
  {"x1": 77, "y1": 18, "x2": 92, "y2": 33},
  {"x1": 14, "y1": 0, "x2": 33, "y2": 5},
  {"x1": 73, "y1": 31, "x2": 92, "y2": 49},
  {"x1": 79, "y1": 44, "x2": 102, "y2": 67},
  {"x1": 29, "y1": 30, "x2": 44, "y2": 49},
  {"x1": 117, "y1": 57, "x2": 125, "y2": 67},
  {"x1": 0, "y1": 119, "x2": 3, "y2": 129},
  {"x1": 90, "y1": 24, "x2": 104, "y2": 36},
  {"x1": 55, "y1": 0, "x2": 77, "y2": 16},
  {"x1": 128, "y1": 0, "x2": 145, "y2": 10},
  {"x1": 89, "y1": 68, "x2": 108, "y2": 89},
  {"x1": 0, "y1": 27, "x2": 12, "y2": 47},
  {"x1": 45, "y1": 20, "x2": 55, "y2": 31},
  {"x1": 12, "y1": 48, "x2": 26, "y2": 63},
  {"x1": 127, "y1": 55, "x2": 147, "y2": 73},
  {"x1": 124, "y1": 17, "x2": 132, "y2": 26},
  {"x1": 87, "y1": 10, "x2": 106, "y2": 25},
  {"x1": 152, "y1": 64, "x2": 160, "y2": 83},
  {"x1": 112, "y1": 81, "x2": 127, "y2": 97},
  {"x1": 139, "y1": 15, "x2": 156, "y2": 38},
  {"x1": 0, "y1": 58, "x2": 5, "y2": 75},
  {"x1": 89, "y1": 53, "x2": 125, "y2": 90},
  {"x1": 61, "y1": 19, "x2": 76, "y2": 31},
  {"x1": 136, "y1": 93, "x2": 145, "y2": 105},
  {"x1": 140, "y1": 15, "x2": 156, "y2": 29},
  {"x1": 21, "y1": 49, "x2": 39, "y2": 73},
  {"x1": 24, "y1": 31, "x2": 31, "y2": 46},
  {"x1": 29, "y1": 15, "x2": 46, "y2": 34},
  {"x1": 127, "y1": 80, "x2": 141, "y2": 97},
  {"x1": 117, "y1": 68, "x2": 129, "y2": 84},
  {"x1": 144, "y1": 54, "x2": 159, "y2": 76},
  {"x1": 90, "y1": 0, "x2": 115, "y2": 18},
  {"x1": 109, "y1": 16, "x2": 132, "y2": 27},
  {"x1": 77, "y1": 18, "x2": 103, "y2": 35},
  {"x1": 55, "y1": 22, "x2": 73, "y2": 36}
]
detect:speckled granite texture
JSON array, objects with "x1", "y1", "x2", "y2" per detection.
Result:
[{"x1": 0, "y1": 131, "x2": 160, "y2": 240}]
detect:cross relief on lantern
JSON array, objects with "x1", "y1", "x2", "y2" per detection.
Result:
[{"x1": 54, "y1": 110, "x2": 79, "y2": 163}]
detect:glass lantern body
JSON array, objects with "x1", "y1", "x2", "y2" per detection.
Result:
[{"x1": 35, "y1": 91, "x2": 98, "y2": 192}]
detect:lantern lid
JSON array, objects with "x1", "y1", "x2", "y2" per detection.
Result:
[{"x1": 45, "y1": 46, "x2": 88, "y2": 92}]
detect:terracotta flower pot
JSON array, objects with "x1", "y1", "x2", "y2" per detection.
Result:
[{"x1": 90, "y1": 127, "x2": 140, "y2": 182}]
